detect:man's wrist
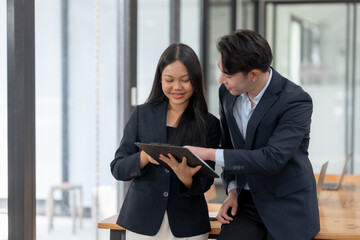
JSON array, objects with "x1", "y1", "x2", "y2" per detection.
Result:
[
  {"x1": 206, "y1": 148, "x2": 216, "y2": 161},
  {"x1": 228, "y1": 188, "x2": 237, "y2": 196}
]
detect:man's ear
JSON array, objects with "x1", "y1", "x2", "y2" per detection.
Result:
[{"x1": 248, "y1": 69, "x2": 261, "y2": 82}]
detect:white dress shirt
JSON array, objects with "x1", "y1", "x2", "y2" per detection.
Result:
[{"x1": 216, "y1": 69, "x2": 273, "y2": 192}]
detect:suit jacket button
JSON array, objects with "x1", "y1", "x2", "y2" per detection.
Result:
[
  {"x1": 233, "y1": 166, "x2": 237, "y2": 170},
  {"x1": 163, "y1": 192, "x2": 169, "y2": 197},
  {"x1": 165, "y1": 169, "x2": 170, "y2": 173}
]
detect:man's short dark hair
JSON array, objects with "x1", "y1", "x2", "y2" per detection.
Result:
[{"x1": 217, "y1": 29, "x2": 273, "y2": 75}]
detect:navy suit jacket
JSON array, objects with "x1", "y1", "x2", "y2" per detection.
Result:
[
  {"x1": 219, "y1": 68, "x2": 320, "y2": 240},
  {"x1": 110, "y1": 101, "x2": 220, "y2": 237}
]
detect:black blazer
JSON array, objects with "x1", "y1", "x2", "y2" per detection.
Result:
[
  {"x1": 219, "y1": 68, "x2": 320, "y2": 240},
  {"x1": 111, "y1": 101, "x2": 220, "y2": 237}
]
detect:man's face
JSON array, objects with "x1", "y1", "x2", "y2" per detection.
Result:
[{"x1": 218, "y1": 58, "x2": 253, "y2": 96}]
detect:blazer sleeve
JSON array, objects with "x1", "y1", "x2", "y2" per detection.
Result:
[
  {"x1": 219, "y1": 85, "x2": 236, "y2": 189},
  {"x1": 219, "y1": 85, "x2": 234, "y2": 150},
  {"x1": 179, "y1": 114, "x2": 220, "y2": 196},
  {"x1": 223, "y1": 89, "x2": 313, "y2": 175},
  {"x1": 110, "y1": 106, "x2": 150, "y2": 181}
]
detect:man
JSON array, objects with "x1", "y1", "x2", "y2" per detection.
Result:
[{"x1": 187, "y1": 29, "x2": 320, "y2": 240}]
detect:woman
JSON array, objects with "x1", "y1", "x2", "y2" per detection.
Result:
[{"x1": 110, "y1": 43, "x2": 220, "y2": 239}]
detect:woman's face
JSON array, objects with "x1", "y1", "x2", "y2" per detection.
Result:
[{"x1": 161, "y1": 60, "x2": 194, "y2": 108}]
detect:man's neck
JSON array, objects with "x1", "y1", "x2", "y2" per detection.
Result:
[{"x1": 247, "y1": 70, "x2": 270, "y2": 101}]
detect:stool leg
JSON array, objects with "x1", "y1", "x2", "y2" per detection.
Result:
[
  {"x1": 70, "y1": 190, "x2": 77, "y2": 234},
  {"x1": 78, "y1": 187, "x2": 83, "y2": 228},
  {"x1": 46, "y1": 189, "x2": 55, "y2": 232}
]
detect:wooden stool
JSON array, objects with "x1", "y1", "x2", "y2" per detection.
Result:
[{"x1": 46, "y1": 182, "x2": 83, "y2": 234}]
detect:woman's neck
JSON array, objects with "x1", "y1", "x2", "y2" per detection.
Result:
[
  {"x1": 167, "y1": 102, "x2": 187, "y2": 114},
  {"x1": 166, "y1": 102, "x2": 188, "y2": 127}
]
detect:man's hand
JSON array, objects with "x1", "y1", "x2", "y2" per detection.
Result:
[
  {"x1": 216, "y1": 188, "x2": 238, "y2": 224},
  {"x1": 184, "y1": 145, "x2": 216, "y2": 162}
]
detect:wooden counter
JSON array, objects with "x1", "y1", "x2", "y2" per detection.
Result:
[{"x1": 99, "y1": 175, "x2": 360, "y2": 239}]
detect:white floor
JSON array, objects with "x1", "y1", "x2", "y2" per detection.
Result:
[
  {"x1": 0, "y1": 213, "x2": 8, "y2": 240},
  {"x1": 0, "y1": 213, "x2": 111, "y2": 240}
]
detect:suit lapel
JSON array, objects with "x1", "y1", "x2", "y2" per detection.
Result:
[
  {"x1": 224, "y1": 93, "x2": 245, "y2": 149},
  {"x1": 245, "y1": 69, "x2": 283, "y2": 150},
  {"x1": 150, "y1": 101, "x2": 167, "y2": 143}
]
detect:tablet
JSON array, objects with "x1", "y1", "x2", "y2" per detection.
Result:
[{"x1": 135, "y1": 142, "x2": 219, "y2": 178}]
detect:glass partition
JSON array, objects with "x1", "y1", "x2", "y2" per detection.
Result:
[
  {"x1": 207, "y1": 0, "x2": 233, "y2": 118},
  {"x1": 180, "y1": 0, "x2": 201, "y2": 56},
  {"x1": 267, "y1": 3, "x2": 350, "y2": 174},
  {"x1": 136, "y1": 0, "x2": 203, "y2": 105},
  {"x1": 237, "y1": 0, "x2": 254, "y2": 30},
  {"x1": 137, "y1": 0, "x2": 170, "y2": 105},
  {"x1": 35, "y1": 0, "x2": 118, "y2": 239},
  {"x1": 205, "y1": 0, "x2": 234, "y2": 203},
  {"x1": 0, "y1": 0, "x2": 8, "y2": 238},
  {"x1": 355, "y1": 3, "x2": 360, "y2": 173}
]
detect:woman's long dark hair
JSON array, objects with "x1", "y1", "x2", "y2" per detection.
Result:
[{"x1": 146, "y1": 43, "x2": 208, "y2": 147}]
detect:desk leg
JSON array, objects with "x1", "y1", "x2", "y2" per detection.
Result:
[
  {"x1": 110, "y1": 229, "x2": 125, "y2": 240},
  {"x1": 209, "y1": 234, "x2": 218, "y2": 239}
]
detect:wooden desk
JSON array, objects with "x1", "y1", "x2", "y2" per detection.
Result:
[
  {"x1": 315, "y1": 174, "x2": 360, "y2": 239},
  {"x1": 98, "y1": 214, "x2": 125, "y2": 240},
  {"x1": 97, "y1": 203, "x2": 221, "y2": 240},
  {"x1": 98, "y1": 175, "x2": 360, "y2": 239}
]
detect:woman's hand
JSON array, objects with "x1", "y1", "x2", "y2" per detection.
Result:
[
  {"x1": 140, "y1": 150, "x2": 160, "y2": 168},
  {"x1": 159, "y1": 153, "x2": 201, "y2": 189}
]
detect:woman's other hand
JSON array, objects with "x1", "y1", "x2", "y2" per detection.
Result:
[
  {"x1": 140, "y1": 150, "x2": 160, "y2": 168},
  {"x1": 159, "y1": 153, "x2": 201, "y2": 188}
]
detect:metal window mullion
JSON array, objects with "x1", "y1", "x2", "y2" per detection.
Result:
[
  {"x1": 200, "y1": 0, "x2": 209, "y2": 86},
  {"x1": 231, "y1": 0, "x2": 237, "y2": 31},
  {"x1": 258, "y1": 0, "x2": 266, "y2": 36},
  {"x1": 61, "y1": 0, "x2": 70, "y2": 210},
  {"x1": 7, "y1": 0, "x2": 36, "y2": 239},
  {"x1": 170, "y1": 0, "x2": 180, "y2": 43},
  {"x1": 117, "y1": 0, "x2": 137, "y2": 209}
]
